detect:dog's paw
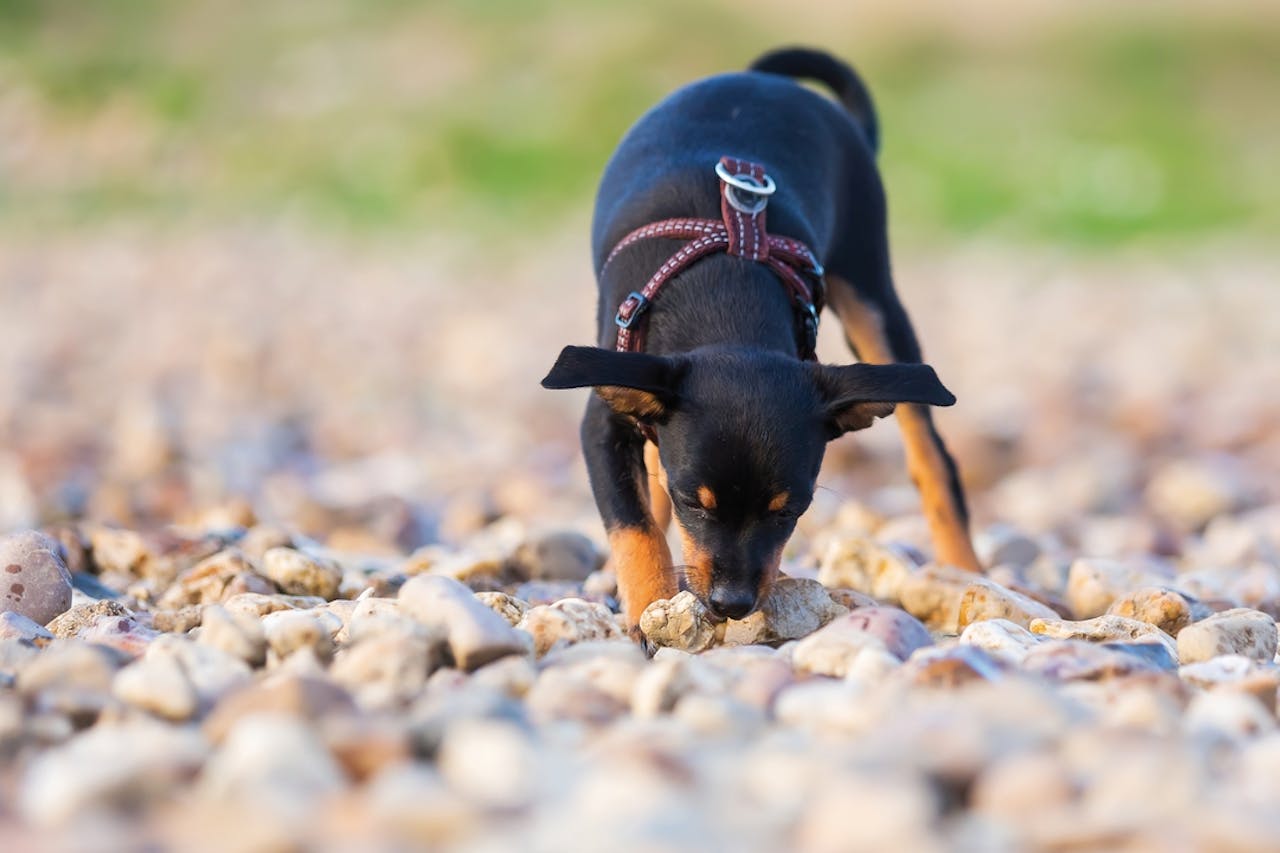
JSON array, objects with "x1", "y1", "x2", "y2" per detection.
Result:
[{"x1": 628, "y1": 623, "x2": 656, "y2": 658}]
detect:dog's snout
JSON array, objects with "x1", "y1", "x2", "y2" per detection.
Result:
[{"x1": 708, "y1": 585, "x2": 757, "y2": 620}]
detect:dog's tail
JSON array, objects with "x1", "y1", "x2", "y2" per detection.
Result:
[{"x1": 748, "y1": 47, "x2": 879, "y2": 155}]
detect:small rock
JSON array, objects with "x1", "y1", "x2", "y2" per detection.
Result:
[
  {"x1": 791, "y1": 607, "x2": 932, "y2": 677},
  {"x1": 261, "y1": 547, "x2": 342, "y2": 600},
  {"x1": 508, "y1": 531, "x2": 602, "y2": 582},
  {"x1": 46, "y1": 600, "x2": 157, "y2": 657},
  {"x1": 1184, "y1": 691, "x2": 1275, "y2": 740},
  {"x1": 1066, "y1": 557, "x2": 1174, "y2": 619},
  {"x1": 1022, "y1": 639, "x2": 1170, "y2": 681},
  {"x1": 158, "y1": 549, "x2": 275, "y2": 609},
  {"x1": 1179, "y1": 655, "x2": 1280, "y2": 712},
  {"x1": 398, "y1": 575, "x2": 528, "y2": 671},
  {"x1": 197, "y1": 604, "x2": 267, "y2": 667},
  {"x1": 223, "y1": 592, "x2": 323, "y2": 619},
  {"x1": 0, "y1": 610, "x2": 53, "y2": 643},
  {"x1": 1029, "y1": 615, "x2": 1178, "y2": 660},
  {"x1": 722, "y1": 577, "x2": 846, "y2": 645},
  {"x1": 152, "y1": 605, "x2": 204, "y2": 634},
  {"x1": 818, "y1": 536, "x2": 920, "y2": 601},
  {"x1": 1107, "y1": 587, "x2": 1199, "y2": 636},
  {"x1": 639, "y1": 591, "x2": 717, "y2": 653},
  {"x1": 1146, "y1": 455, "x2": 1251, "y2": 531},
  {"x1": 958, "y1": 578, "x2": 1059, "y2": 629},
  {"x1": 0, "y1": 530, "x2": 73, "y2": 625},
  {"x1": 974, "y1": 524, "x2": 1042, "y2": 571},
  {"x1": 203, "y1": 675, "x2": 358, "y2": 744},
  {"x1": 363, "y1": 764, "x2": 475, "y2": 845},
  {"x1": 474, "y1": 592, "x2": 529, "y2": 627},
  {"x1": 200, "y1": 714, "x2": 347, "y2": 818},
  {"x1": 146, "y1": 635, "x2": 251, "y2": 708},
  {"x1": 112, "y1": 651, "x2": 199, "y2": 720},
  {"x1": 958, "y1": 619, "x2": 1044, "y2": 663},
  {"x1": 1177, "y1": 608, "x2": 1278, "y2": 664},
  {"x1": 900, "y1": 645, "x2": 1006, "y2": 686},
  {"x1": 437, "y1": 718, "x2": 539, "y2": 810},
  {"x1": 19, "y1": 720, "x2": 208, "y2": 825},
  {"x1": 517, "y1": 598, "x2": 622, "y2": 656},
  {"x1": 511, "y1": 580, "x2": 583, "y2": 605},
  {"x1": 331, "y1": 627, "x2": 444, "y2": 709},
  {"x1": 16, "y1": 640, "x2": 124, "y2": 720},
  {"x1": 262, "y1": 610, "x2": 335, "y2": 663},
  {"x1": 898, "y1": 564, "x2": 981, "y2": 633},
  {"x1": 630, "y1": 653, "x2": 733, "y2": 717}
]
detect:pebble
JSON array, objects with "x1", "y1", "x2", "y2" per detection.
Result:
[
  {"x1": 1022, "y1": 640, "x2": 1171, "y2": 681},
  {"x1": 62, "y1": 605, "x2": 159, "y2": 658},
  {"x1": 1029, "y1": 614, "x2": 1179, "y2": 659},
  {"x1": 508, "y1": 530, "x2": 602, "y2": 582},
  {"x1": 0, "y1": 610, "x2": 54, "y2": 643},
  {"x1": 1179, "y1": 655, "x2": 1280, "y2": 712},
  {"x1": 897, "y1": 563, "x2": 982, "y2": 632},
  {"x1": 19, "y1": 719, "x2": 208, "y2": 825},
  {"x1": 900, "y1": 644, "x2": 1006, "y2": 686},
  {"x1": 1066, "y1": 557, "x2": 1174, "y2": 619},
  {"x1": 199, "y1": 714, "x2": 347, "y2": 818},
  {"x1": 974, "y1": 523, "x2": 1042, "y2": 570},
  {"x1": 398, "y1": 575, "x2": 528, "y2": 671},
  {"x1": 639, "y1": 591, "x2": 717, "y2": 653},
  {"x1": 958, "y1": 618, "x2": 1044, "y2": 663},
  {"x1": 0, "y1": 530, "x2": 73, "y2": 625},
  {"x1": 331, "y1": 626, "x2": 444, "y2": 708},
  {"x1": 1145, "y1": 456, "x2": 1251, "y2": 531},
  {"x1": 1184, "y1": 691, "x2": 1275, "y2": 740},
  {"x1": 721, "y1": 577, "x2": 847, "y2": 645},
  {"x1": 261, "y1": 547, "x2": 343, "y2": 600},
  {"x1": 112, "y1": 651, "x2": 199, "y2": 720},
  {"x1": 145, "y1": 635, "x2": 251, "y2": 708},
  {"x1": 1106, "y1": 586, "x2": 1199, "y2": 636},
  {"x1": 1177, "y1": 608, "x2": 1278, "y2": 664},
  {"x1": 791, "y1": 607, "x2": 931, "y2": 676},
  {"x1": 203, "y1": 675, "x2": 357, "y2": 743},
  {"x1": 437, "y1": 718, "x2": 540, "y2": 810},
  {"x1": 197, "y1": 604, "x2": 267, "y2": 667},
  {"x1": 474, "y1": 591, "x2": 530, "y2": 626},
  {"x1": 957, "y1": 577, "x2": 1059, "y2": 629},
  {"x1": 817, "y1": 536, "x2": 920, "y2": 601},
  {"x1": 516, "y1": 598, "x2": 622, "y2": 656},
  {"x1": 262, "y1": 610, "x2": 336, "y2": 663},
  {"x1": 157, "y1": 548, "x2": 275, "y2": 609}
]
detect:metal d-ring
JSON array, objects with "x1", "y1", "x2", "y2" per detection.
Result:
[{"x1": 715, "y1": 161, "x2": 777, "y2": 214}]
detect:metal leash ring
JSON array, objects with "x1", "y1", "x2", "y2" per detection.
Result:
[{"x1": 715, "y1": 161, "x2": 777, "y2": 214}]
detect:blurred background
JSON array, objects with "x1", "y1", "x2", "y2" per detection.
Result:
[{"x1": 1, "y1": 0, "x2": 1277, "y2": 556}]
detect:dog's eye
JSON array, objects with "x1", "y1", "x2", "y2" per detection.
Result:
[{"x1": 678, "y1": 496, "x2": 710, "y2": 517}]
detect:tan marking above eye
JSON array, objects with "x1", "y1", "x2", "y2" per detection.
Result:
[
  {"x1": 768, "y1": 491, "x2": 790, "y2": 513},
  {"x1": 696, "y1": 485, "x2": 717, "y2": 510}
]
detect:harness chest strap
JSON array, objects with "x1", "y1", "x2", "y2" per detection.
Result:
[{"x1": 604, "y1": 156, "x2": 825, "y2": 360}]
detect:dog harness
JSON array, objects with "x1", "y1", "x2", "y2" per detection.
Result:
[{"x1": 603, "y1": 156, "x2": 825, "y2": 360}]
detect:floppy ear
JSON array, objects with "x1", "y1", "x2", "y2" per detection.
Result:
[
  {"x1": 541, "y1": 345, "x2": 684, "y2": 421},
  {"x1": 813, "y1": 362, "x2": 956, "y2": 437}
]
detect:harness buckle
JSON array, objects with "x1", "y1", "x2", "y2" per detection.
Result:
[
  {"x1": 614, "y1": 291, "x2": 649, "y2": 330},
  {"x1": 715, "y1": 161, "x2": 777, "y2": 215}
]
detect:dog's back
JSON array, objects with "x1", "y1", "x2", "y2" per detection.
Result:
[{"x1": 592, "y1": 50, "x2": 879, "y2": 269}]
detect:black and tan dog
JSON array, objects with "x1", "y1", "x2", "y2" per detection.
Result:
[{"x1": 543, "y1": 47, "x2": 981, "y2": 639}]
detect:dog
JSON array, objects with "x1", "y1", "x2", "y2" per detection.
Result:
[{"x1": 543, "y1": 47, "x2": 981, "y2": 640}]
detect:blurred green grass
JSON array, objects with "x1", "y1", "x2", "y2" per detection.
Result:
[{"x1": 0, "y1": 0, "x2": 1276, "y2": 247}]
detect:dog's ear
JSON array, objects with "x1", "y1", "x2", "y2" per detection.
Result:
[
  {"x1": 542, "y1": 345, "x2": 685, "y2": 421},
  {"x1": 812, "y1": 362, "x2": 956, "y2": 437}
]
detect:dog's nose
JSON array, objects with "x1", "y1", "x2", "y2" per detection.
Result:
[{"x1": 707, "y1": 586, "x2": 757, "y2": 620}]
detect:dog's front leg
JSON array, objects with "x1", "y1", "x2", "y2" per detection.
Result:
[{"x1": 580, "y1": 396, "x2": 677, "y2": 638}]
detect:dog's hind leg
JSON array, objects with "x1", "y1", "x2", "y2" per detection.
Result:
[
  {"x1": 826, "y1": 273, "x2": 982, "y2": 572},
  {"x1": 581, "y1": 397, "x2": 678, "y2": 635}
]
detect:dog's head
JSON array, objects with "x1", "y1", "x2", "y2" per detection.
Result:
[{"x1": 543, "y1": 345, "x2": 955, "y2": 619}]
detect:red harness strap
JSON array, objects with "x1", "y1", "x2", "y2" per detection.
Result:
[{"x1": 604, "y1": 156, "x2": 825, "y2": 359}]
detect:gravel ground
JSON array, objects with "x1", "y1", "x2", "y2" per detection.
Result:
[{"x1": 2, "y1": 232, "x2": 1279, "y2": 851}]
